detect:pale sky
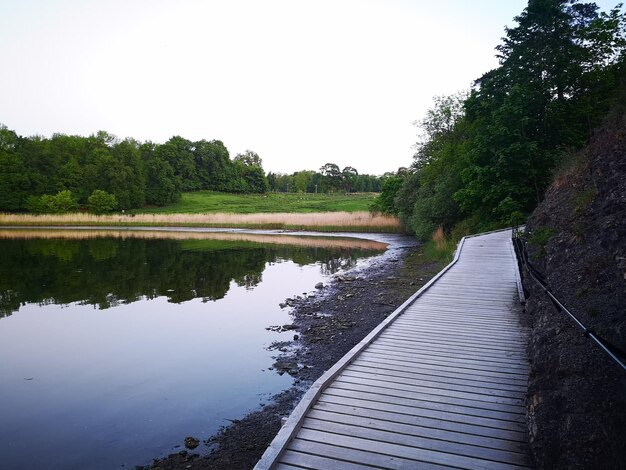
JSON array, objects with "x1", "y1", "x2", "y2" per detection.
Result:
[{"x1": 0, "y1": 0, "x2": 622, "y2": 175}]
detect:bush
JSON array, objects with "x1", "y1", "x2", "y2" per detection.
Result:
[
  {"x1": 26, "y1": 190, "x2": 78, "y2": 213},
  {"x1": 88, "y1": 190, "x2": 118, "y2": 214},
  {"x1": 49, "y1": 190, "x2": 79, "y2": 213}
]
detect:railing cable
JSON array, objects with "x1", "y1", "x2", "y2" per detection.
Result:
[{"x1": 512, "y1": 229, "x2": 626, "y2": 372}]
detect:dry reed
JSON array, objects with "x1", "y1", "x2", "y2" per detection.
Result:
[
  {"x1": 0, "y1": 228, "x2": 388, "y2": 251},
  {"x1": 0, "y1": 211, "x2": 401, "y2": 232}
]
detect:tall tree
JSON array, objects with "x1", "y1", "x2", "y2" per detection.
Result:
[
  {"x1": 320, "y1": 163, "x2": 342, "y2": 192},
  {"x1": 457, "y1": 0, "x2": 626, "y2": 224},
  {"x1": 341, "y1": 166, "x2": 358, "y2": 193}
]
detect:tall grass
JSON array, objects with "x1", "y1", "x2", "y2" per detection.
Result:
[
  {"x1": 423, "y1": 226, "x2": 458, "y2": 262},
  {"x1": 0, "y1": 228, "x2": 389, "y2": 251},
  {"x1": 0, "y1": 211, "x2": 402, "y2": 233}
]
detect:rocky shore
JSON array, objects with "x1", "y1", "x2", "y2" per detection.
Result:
[{"x1": 140, "y1": 235, "x2": 444, "y2": 470}]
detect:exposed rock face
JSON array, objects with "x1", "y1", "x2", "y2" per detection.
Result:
[{"x1": 523, "y1": 101, "x2": 626, "y2": 468}]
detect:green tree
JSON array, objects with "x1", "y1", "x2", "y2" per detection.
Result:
[
  {"x1": 88, "y1": 190, "x2": 118, "y2": 214},
  {"x1": 371, "y1": 174, "x2": 405, "y2": 214},
  {"x1": 193, "y1": 139, "x2": 232, "y2": 191},
  {"x1": 141, "y1": 142, "x2": 181, "y2": 205},
  {"x1": 456, "y1": 0, "x2": 626, "y2": 226},
  {"x1": 320, "y1": 163, "x2": 342, "y2": 192},
  {"x1": 233, "y1": 149, "x2": 268, "y2": 193},
  {"x1": 0, "y1": 125, "x2": 30, "y2": 210},
  {"x1": 163, "y1": 136, "x2": 200, "y2": 191},
  {"x1": 234, "y1": 150, "x2": 262, "y2": 167},
  {"x1": 341, "y1": 166, "x2": 358, "y2": 193}
]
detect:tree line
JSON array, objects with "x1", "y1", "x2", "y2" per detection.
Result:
[
  {"x1": 376, "y1": 0, "x2": 626, "y2": 240},
  {"x1": 0, "y1": 130, "x2": 271, "y2": 212},
  {"x1": 0, "y1": 127, "x2": 387, "y2": 213},
  {"x1": 268, "y1": 163, "x2": 385, "y2": 193}
]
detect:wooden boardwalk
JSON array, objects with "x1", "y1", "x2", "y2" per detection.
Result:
[{"x1": 256, "y1": 229, "x2": 533, "y2": 469}]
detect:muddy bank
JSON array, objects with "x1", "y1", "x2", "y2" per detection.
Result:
[{"x1": 140, "y1": 235, "x2": 444, "y2": 470}]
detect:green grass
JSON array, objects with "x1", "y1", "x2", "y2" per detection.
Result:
[{"x1": 133, "y1": 191, "x2": 377, "y2": 214}]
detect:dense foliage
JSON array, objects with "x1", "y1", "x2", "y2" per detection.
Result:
[
  {"x1": 0, "y1": 131, "x2": 271, "y2": 211},
  {"x1": 0, "y1": 126, "x2": 385, "y2": 214},
  {"x1": 380, "y1": 0, "x2": 626, "y2": 239}
]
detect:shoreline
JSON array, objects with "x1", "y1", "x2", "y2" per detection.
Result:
[{"x1": 139, "y1": 233, "x2": 444, "y2": 470}]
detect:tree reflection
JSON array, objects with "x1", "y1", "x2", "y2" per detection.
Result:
[{"x1": 0, "y1": 238, "x2": 382, "y2": 317}]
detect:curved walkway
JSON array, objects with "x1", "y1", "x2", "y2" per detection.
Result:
[{"x1": 256, "y1": 229, "x2": 533, "y2": 469}]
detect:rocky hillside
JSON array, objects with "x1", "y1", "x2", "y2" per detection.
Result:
[{"x1": 523, "y1": 97, "x2": 626, "y2": 468}]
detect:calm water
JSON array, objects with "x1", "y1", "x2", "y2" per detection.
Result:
[{"x1": 0, "y1": 232, "x2": 385, "y2": 470}]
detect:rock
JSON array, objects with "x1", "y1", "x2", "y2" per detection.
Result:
[
  {"x1": 315, "y1": 282, "x2": 324, "y2": 289},
  {"x1": 273, "y1": 360, "x2": 299, "y2": 375},
  {"x1": 184, "y1": 437, "x2": 200, "y2": 450},
  {"x1": 282, "y1": 324, "x2": 297, "y2": 330},
  {"x1": 293, "y1": 334, "x2": 299, "y2": 340}
]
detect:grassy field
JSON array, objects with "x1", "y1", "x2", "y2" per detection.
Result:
[{"x1": 133, "y1": 191, "x2": 377, "y2": 214}]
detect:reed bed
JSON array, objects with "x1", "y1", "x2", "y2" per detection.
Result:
[
  {"x1": 0, "y1": 211, "x2": 402, "y2": 232},
  {"x1": 0, "y1": 228, "x2": 388, "y2": 251}
]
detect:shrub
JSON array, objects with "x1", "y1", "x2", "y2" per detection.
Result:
[
  {"x1": 88, "y1": 190, "x2": 118, "y2": 214},
  {"x1": 26, "y1": 190, "x2": 78, "y2": 213}
]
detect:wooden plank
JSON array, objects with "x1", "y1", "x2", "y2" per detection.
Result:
[
  {"x1": 362, "y1": 347, "x2": 530, "y2": 374},
  {"x1": 343, "y1": 366, "x2": 526, "y2": 399},
  {"x1": 372, "y1": 338, "x2": 529, "y2": 361},
  {"x1": 357, "y1": 352, "x2": 529, "y2": 382},
  {"x1": 296, "y1": 428, "x2": 530, "y2": 470},
  {"x1": 416, "y1": 290, "x2": 519, "y2": 302},
  {"x1": 394, "y1": 316, "x2": 529, "y2": 331},
  {"x1": 391, "y1": 325, "x2": 528, "y2": 341},
  {"x1": 367, "y1": 343, "x2": 530, "y2": 367},
  {"x1": 273, "y1": 464, "x2": 303, "y2": 470},
  {"x1": 338, "y1": 370, "x2": 526, "y2": 405},
  {"x1": 378, "y1": 331, "x2": 527, "y2": 354},
  {"x1": 327, "y1": 382, "x2": 526, "y2": 420},
  {"x1": 402, "y1": 309, "x2": 525, "y2": 323},
  {"x1": 354, "y1": 357, "x2": 528, "y2": 389},
  {"x1": 313, "y1": 400, "x2": 528, "y2": 443},
  {"x1": 346, "y1": 362, "x2": 527, "y2": 393},
  {"x1": 384, "y1": 325, "x2": 528, "y2": 346},
  {"x1": 279, "y1": 449, "x2": 377, "y2": 469},
  {"x1": 288, "y1": 438, "x2": 451, "y2": 470},
  {"x1": 333, "y1": 376, "x2": 525, "y2": 413},
  {"x1": 303, "y1": 414, "x2": 532, "y2": 466},
  {"x1": 320, "y1": 388, "x2": 527, "y2": 432},
  {"x1": 380, "y1": 328, "x2": 527, "y2": 348}
]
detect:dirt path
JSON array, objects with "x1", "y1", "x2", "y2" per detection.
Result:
[{"x1": 140, "y1": 235, "x2": 444, "y2": 470}]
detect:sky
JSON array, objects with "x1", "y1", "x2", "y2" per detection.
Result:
[{"x1": 0, "y1": 0, "x2": 622, "y2": 175}]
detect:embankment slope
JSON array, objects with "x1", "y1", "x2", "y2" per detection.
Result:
[{"x1": 523, "y1": 98, "x2": 626, "y2": 468}]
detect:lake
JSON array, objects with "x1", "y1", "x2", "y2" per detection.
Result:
[{"x1": 0, "y1": 228, "x2": 387, "y2": 470}]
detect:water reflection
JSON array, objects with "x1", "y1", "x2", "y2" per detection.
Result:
[
  {"x1": 0, "y1": 232, "x2": 385, "y2": 317},
  {"x1": 0, "y1": 231, "x2": 386, "y2": 470}
]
